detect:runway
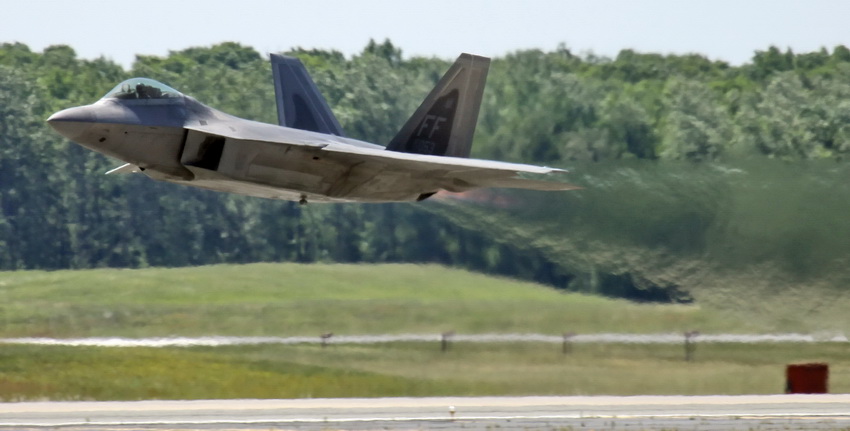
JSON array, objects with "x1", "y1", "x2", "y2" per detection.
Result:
[{"x1": 1, "y1": 395, "x2": 850, "y2": 430}]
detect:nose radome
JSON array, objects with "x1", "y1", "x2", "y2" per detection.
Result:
[{"x1": 46, "y1": 105, "x2": 97, "y2": 140}]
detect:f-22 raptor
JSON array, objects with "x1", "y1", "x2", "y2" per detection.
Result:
[{"x1": 47, "y1": 53, "x2": 576, "y2": 204}]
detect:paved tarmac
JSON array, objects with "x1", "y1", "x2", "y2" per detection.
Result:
[{"x1": 1, "y1": 395, "x2": 849, "y2": 430}]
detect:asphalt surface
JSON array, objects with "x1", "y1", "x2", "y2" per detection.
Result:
[{"x1": 1, "y1": 395, "x2": 850, "y2": 430}]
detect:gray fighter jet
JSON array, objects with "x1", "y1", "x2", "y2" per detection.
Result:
[{"x1": 47, "y1": 53, "x2": 576, "y2": 204}]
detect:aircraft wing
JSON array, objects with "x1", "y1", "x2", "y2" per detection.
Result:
[
  {"x1": 318, "y1": 143, "x2": 578, "y2": 193},
  {"x1": 178, "y1": 127, "x2": 576, "y2": 202}
]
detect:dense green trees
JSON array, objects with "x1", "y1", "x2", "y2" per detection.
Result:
[{"x1": 3, "y1": 40, "x2": 850, "y2": 302}]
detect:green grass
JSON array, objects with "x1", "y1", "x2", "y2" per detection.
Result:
[
  {"x1": 0, "y1": 345, "x2": 478, "y2": 401},
  {"x1": 0, "y1": 263, "x2": 744, "y2": 337},
  {"x1": 221, "y1": 342, "x2": 850, "y2": 396},
  {"x1": 0, "y1": 342, "x2": 847, "y2": 401},
  {"x1": 0, "y1": 263, "x2": 845, "y2": 401}
]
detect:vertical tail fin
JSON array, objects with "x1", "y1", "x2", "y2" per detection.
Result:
[
  {"x1": 387, "y1": 53, "x2": 489, "y2": 158},
  {"x1": 270, "y1": 53, "x2": 345, "y2": 136}
]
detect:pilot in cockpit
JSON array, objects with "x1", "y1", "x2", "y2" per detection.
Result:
[
  {"x1": 109, "y1": 80, "x2": 174, "y2": 100},
  {"x1": 135, "y1": 83, "x2": 162, "y2": 99}
]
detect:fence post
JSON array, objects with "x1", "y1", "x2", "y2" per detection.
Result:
[
  {"x1": 562, "y1": 332, "x2": 576, "y2": 355},
  {"x1": 684, "y1": 330, "x2": 699, "y2": 361},
  {"x1": 441, "y1": 331, "x2": 455, "y2": 352}
]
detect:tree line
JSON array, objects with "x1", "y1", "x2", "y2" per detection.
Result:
[{"x1": 2, "y1": 39, "x2": 850, "y2": 302}]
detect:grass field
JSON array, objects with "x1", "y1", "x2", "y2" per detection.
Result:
[
  {"x1": 0, "y1": 263, "x2": 749, "y2": 337},
  {"x1": 0, "y1": 263, "x2": 846, "y2": 401},
  {"x1": 0, "y1": 342, "x2": 847, "y2": 401}
]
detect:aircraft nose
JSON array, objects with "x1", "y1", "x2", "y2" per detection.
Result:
[{"x1": 46, "y1": 105, "x2": 97, "y2": 140}]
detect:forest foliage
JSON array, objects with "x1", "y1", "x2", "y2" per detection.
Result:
[{"x1": 3, "y1": 39, "x2": 850, "y2": 303}]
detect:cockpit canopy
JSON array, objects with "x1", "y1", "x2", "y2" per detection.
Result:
[{"x1": 102, "y1": 78, "x2": 182, "y2": 100}]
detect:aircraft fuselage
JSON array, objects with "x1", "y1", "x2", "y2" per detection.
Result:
[
  {"x1": 48, "y1": 90, "x2": 398, "y2": 202},
  {"x1": 47, "y1": 56, "x2": 575, "y2": 203}
]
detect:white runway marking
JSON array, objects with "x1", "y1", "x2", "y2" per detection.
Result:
[{"x1": 0, "y1": 332, "x2": 847, "y2": 347}]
